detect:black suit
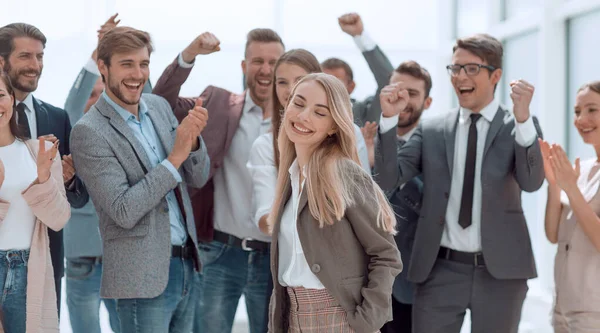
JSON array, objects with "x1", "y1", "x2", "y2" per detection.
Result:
[{"x1": 31, "y1": 96, "x2": 89, "y2": 315}]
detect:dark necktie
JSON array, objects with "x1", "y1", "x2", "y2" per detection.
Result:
[
  {"x1": 458, "y1": 113, "x2": 482, "y2": 229},
  {"x1": 16, "y1": 102, "x2": 32, "y2": 139}
]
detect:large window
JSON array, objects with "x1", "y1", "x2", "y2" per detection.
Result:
[
  {"x1": 456, "y1": 0, "x2": 490, "y2": 37},
  {"x1": 567, "y1": 9, "x2": 600, "y2": 160},
  {"x1": 502, "y1": 0, "x2": 541, "y2": 20}
]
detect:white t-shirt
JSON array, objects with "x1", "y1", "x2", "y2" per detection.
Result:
[{"x1": 0, "y1": 139, "x2": 38, "y2": 250}]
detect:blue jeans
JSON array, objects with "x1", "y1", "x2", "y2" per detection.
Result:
[
  {"x1": 194, "y1": 240, "x2": 271, "y2": 333},
  {"x1": 117, "y1": 257, "x2": 196, "y2": 333},
  {"x1": 0, "y1": 249, "x2": 29, "y2": 333},
  {"x1": 66, "y1": 257, "x2": 120, "y2": 333}
]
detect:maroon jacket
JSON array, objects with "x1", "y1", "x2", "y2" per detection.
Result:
[{"x1": 153, "y1": 57, "x2": 245, "y2": 242}]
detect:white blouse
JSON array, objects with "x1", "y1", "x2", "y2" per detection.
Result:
[
  {"x1": 0, "y1": 139, "x2": 38, "y2": 250},
  {"x1": 277, "y1": 159, "x2": 324, "y2": 288}
]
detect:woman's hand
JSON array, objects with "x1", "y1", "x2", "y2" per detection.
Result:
[{"x1": 37, "y1": 139, "x2": 59, "y2": 184}]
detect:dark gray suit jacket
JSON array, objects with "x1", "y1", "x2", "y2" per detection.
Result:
[
  {"x1": 352, "y1": 46, "x2": 394, "y2": 127},
  {"x1": 374, "y1": 106, "x2": 544, "y2": 283},
  {"x1": 70, "y1": 94, "x2": 210, "y2": 298},
  {"x1": 383, "y1": 138, "x2": 422, "y2": 304}
]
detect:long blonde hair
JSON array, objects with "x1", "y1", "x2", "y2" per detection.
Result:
[{"x1": 267, "y1": 73, "x2": 396, "y2": 234}]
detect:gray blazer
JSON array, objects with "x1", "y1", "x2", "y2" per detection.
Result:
[
  {"x1": 374, "y1": 106, "x2": 544, "y2": 283},
  {"x1": 352, "y1": 46, "x2": 394, "y2": 127},
  {"x1": 63, "y1": 64, "x2": 153, "y2": 259},
  {"x1": 70, "y1": 94, "x2": 209, "y2": 299}
]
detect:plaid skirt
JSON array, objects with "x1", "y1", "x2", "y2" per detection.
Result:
[{"x1": 286, "y1": 287, "x2": 380, "y2": 333}]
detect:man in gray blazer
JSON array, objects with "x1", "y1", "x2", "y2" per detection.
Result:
[
  {"x1": 322, "y1": 12, "x2": 393, "y2": 127},
  {"x1": 70, "y1": 26, "x2": 210, "y2": 333},
  {"x1": 375, "y1": 34, "x2": 544, "y2": 333},
  {"x1": 62, "y1": 14, "x2": 153, "y2": 333}
]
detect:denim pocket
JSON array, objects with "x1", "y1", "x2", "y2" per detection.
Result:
[
  {"x1": 198, "y1": 240, "x2": 227, "y2": 267},
  {"x1": 66, "y1": 259, "x2": 95, "y2": 280}
]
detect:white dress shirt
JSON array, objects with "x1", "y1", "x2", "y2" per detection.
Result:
[
  {"x1": 0, "y1": 139, "x2": 38, "y2": 250},
  {"x1": 212, "y1": 90, "x2": 272, "y2": 242},
  {"x1": 247, "y1": 126, "x2": 371, "y2": 229},
  {"x1": 353, "y1": 31, "x2": 377, "y2": 53},
  {"x1": 15, "y1": 93, "x2": 37, "y2": 139},
  {"x1": 278, "y1": 159, "x2": 325, "y2": 289},
  {"x1": 380, "y1": 99, "x2": 537, "y2": 252}
]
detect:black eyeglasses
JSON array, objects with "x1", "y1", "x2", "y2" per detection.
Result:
[{"x1": 446, "y1": 63, "x2": 496, "y2": 77}]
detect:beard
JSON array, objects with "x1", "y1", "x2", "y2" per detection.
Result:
[
  {"x1": 4, "y1": 61, "x2": 41, "y2": 93},
  {"x1": 397, "y1": 102, "x2": 425, "y2": 129},
  {"x1": 107, "y1": 76, "x2": 142, "y2": 106}
]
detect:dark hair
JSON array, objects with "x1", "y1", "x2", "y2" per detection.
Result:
[
  {"x1": 321, "y1": 58, "x2": 353, "y2": 82},
  {"x1": 97, "y1": 26, "x2": 153, "y2": 68},
  {"x1": 452, "y1": 33, "x2": 503, "y2": 70},
  {"x1": 244, "y1": 28, "x2": 284, "y2": 59},
  {"x1": 0, "y1": 23, "x2": 47, "y2": 61},
  {"x1": 271, "y1": 49, "x2": 322, "y2": 169},
  {"x1": 395, "y1": 61, "x2": 433, "y2": 98},
  {"x1": 0, "y1": 71, "x2": 26, "y2": 140},
  {"x1": 579, "y1": 81, "x2": 600, "y2": 95}
]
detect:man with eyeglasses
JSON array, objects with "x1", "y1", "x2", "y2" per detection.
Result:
[{"x1": 375, "y1": 33, "x2": 544, "y2": 333}]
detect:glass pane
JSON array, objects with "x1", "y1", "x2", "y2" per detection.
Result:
[
  {"x1": 456, "y1": 0, "x2": 490, "y2": 38},
  {"x1": 500, "y1": 31, "x2": 540, "y2": 270},
  {"x1": 567, "y1": 10, "x2": 600, "y2": 160},
  {"x1": 503, "y1": 0, "x2": 541, "y2": 20}
]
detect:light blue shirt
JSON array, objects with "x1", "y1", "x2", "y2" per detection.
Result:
[{"x1": 102, "y1": 92, "x2": 187, "y2": 245}]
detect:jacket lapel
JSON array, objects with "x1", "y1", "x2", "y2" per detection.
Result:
[
  {"x1": 483, "y1": 107, "x2": 504, "y2": 158},
  {"x1": 297, "y1": 188, "x2": 308, "y2": 219},
  {"x1": 95, "y1": 97, "x2": 153, "y2": 172},
  {"x1": 32, "y1": 96, "x2": 49, "y2": 137},
  {"x1": 224, "y1": 91, "x2": 246, "y2": 153},
  {"x1": 444, "y1": 109, "x2": 459, "y2": 175}
]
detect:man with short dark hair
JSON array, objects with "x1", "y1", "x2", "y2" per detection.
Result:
[
  {"x1": 153, "y1": 28, "x2": 285, "y2": 333},
  {"x1": 322, "y1": 13, "x2": 394, "y2": 127},
  {"x1": 375, "y1": 33, "x2": 543, "y2": 333},
  {"x1": 0, "y1": 22, "x2": 89, "y2": 316},
  {"x1": 365, "y1": 60, "x2": 432, "y2": 333},
  {"x1": 70, "y1": 26, "x2": 210, "y2": 333}
]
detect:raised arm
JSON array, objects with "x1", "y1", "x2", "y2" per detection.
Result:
[
  {"x1": 339, "y1": 13, "x2": 394, "y2": 124},
  {"x1": 540, "y1": 139, "x2": 562, "y2": 244},
  {"x1": 153, "y1": 32, "x2": 221, "y2": 121},
  {"x1": 373, "y1": 83, "x2": 422, "y2": 193}
]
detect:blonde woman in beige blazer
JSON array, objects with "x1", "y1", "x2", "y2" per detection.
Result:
[
  {"x1": 267, "y1": 73, "x2": 402, "y2": 333},
  {"x1": 0, "y1": 72, "x2": 70, "y2": 333},
  {"x1": 541, "y1": 81, "x2": 600, "y2": 333}
]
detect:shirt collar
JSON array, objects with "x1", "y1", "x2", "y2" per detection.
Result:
[
  {"x1": 16, "y1": 93, "x2": 35, "y2": 114},
  {"x1": 288, "y1": 159, "x2": 307, "y2": 180},
  {"x1": 398, "y1": 126, "x2": 418, "y2": 142},
  {"x1": 243, "y1": 90, "x2": 262, "y2": 114},
  {"x1": 459, "y1": 97, "x2": 499, "y2": 123},
  {"x1": 102, "y1": 91, "x2": 148, "y2": 122}
]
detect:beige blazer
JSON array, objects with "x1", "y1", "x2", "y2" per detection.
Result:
[
  {"x1": 268, "y1": 160, "x2": 402, "y2": 333},
  {"x1": 554, "y1": 158, "x2": 600, "y2": 312},
  {"x1": 0, "y1": 139, "x2": 70, "y2": 333}
]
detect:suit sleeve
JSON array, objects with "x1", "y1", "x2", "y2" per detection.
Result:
[
  {"x1": 64, "y1": 65, "x2": 99, "y2": 125},
  {"x1": 153, "y1": 56, "x2": 206, "y2": 122},
  {"x1": 514, "y1": 116, "x2": 545, "y2": 192},
  {"x1": 70, "y1": 123, "x2": 180, "y2": 229},
  {"x1": 62, "y1": 110, "x2": 89, "y2": 208},
  {"x1": 344, "y1": 169, "x2": 402, "y2": 332},
  {"x1": 373, "y1": 124, "x2": 422, "y2": 194},
  {"x1": 361, "y1": 46, "x2": 394, "y2": 124}
]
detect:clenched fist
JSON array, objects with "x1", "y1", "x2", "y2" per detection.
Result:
[
  {"x1": 510, "y1": 79, "x2": 535, "y2": 123},
  {"x1": 182, "y1": 32, "x2": 221, "y2": 63},
  {"x1": 380, "y1": 83, "x2": 410, "y2": 118},
  {"x1": 338, "y1": 13, "x2": 364, "y2": 37}
]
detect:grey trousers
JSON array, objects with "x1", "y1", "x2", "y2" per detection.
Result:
[{"x1": 412, "y1": 258, "x2": 528, "y2": 333}]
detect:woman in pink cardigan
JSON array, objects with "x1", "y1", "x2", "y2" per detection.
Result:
[{"x1": 0, "y1": 70, "x2": 70, "y2": 333}]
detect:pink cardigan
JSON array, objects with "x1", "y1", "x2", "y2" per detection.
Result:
[{"x1": 0, "y1": 139, "x2": 70, "y2": 333}]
